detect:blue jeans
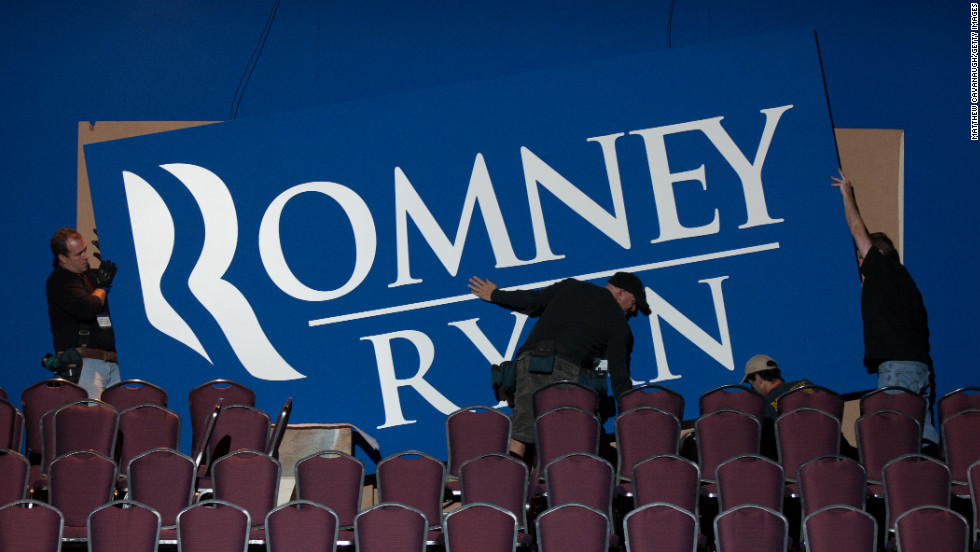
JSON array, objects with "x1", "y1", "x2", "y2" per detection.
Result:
[
  {"x1": 77, "y1": 358, "x2": 121, "y2": 399},
  {"x1": 878, "y1": 360, "x2": 939, "y2": 444}
]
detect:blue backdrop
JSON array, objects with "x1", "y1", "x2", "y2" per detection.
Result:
[{"x1": 84, "y1": 29, "x2": 859, "y2": 459}]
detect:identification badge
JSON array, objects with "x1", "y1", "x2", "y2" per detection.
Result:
[{"x1": 97, "y1": 315, "x2": 112, "y2": 328}]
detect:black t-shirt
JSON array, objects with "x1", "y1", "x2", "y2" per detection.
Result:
[
  {"x1": 46, "y1": 267, "x2": 115, "y2": 351},
  {"x1": 859, "y1": 247, "x2": 930, "y2": 371}
]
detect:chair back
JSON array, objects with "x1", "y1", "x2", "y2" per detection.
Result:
[
  {"x1": 882, "y1": 453, "x2": 951, "y2": 533},
  {"x1": 212, "y1": 450, "x2": 281, "y2": 529},
  {"x1": 894, "y1": 505, "x2": 969, "y2": 552},
  {"x1": 354, "y1": 502, "x2": 427, "y2": 552},
  {"x1": 624, "y1": 502, "x2": 698, "y2": 552},
  {"x1": 713, "y1": 504, "x2": 787, "y2": 552},
  {"x1": 205, "y1": 404, "x2": 270, "y2": 469},
  {"x1": 855, "y1": 409, "x2": 920, "y2": 489},
  {"x1": 21, "y1": 378, "x2": 87, "y2": 457},
  {"x1": 128, "y1": 448, "x2": 196, "y2": 528},
  {"x1": 0, "y1": 450, "x2": 30, "y2": 504},
  {"x1": 632, "y1": 454, "x2": 700, "y2": 513},
  {"x1": 802, "y1": 505, "x2": 877, "y2": 552},
  {"x1": 716, "y1": 453, "x2": 784, "y2": 513},
  {"x1": 87, "y1": 500, "x2": 161, "y2": 552},
  {"x1": 798, "y1": 454, "x2": 867, "y2": 518},
  {"x1": 535, "y1": 503, "x2": 610, "y2": 552},
  {"x1": 265, "y1": 500, "x2": 338, "y2": 552},
  {"x1": 775, "y1": 407, "x2": 840, "y2": 488},
  {"x1": 614, "y1": 406, "x2": 680, "y2": 486},
  {"x1": 377, "y1": 450, "x2": 447, "y2": 530},
  {"x1": 532, "y1": 380, "x2": 599, "y2": 417},
  {"x1": 116, "y1": 403, "x2": 181, "y2": 479},
  {"x1": 177, "y1": 499, "x2": 251, "y2": 552},
  {"x1": 443, "y1": 502, "x2": 518, "y2": 552},
  {"x1": 53, "y1": 399, "x2": 118, "y2": 460},
  {"x1": 48, "y1": 450, "x2": 117, "y2": 530},
  {"x1": 533, "y1": 406, "x2": 601, "y2": 483},
  {"x1": 0, "y1": 499, "x2": 64, "y2": 552},
  {"x1": 459, "y1": 453, "x2": 530, "y2": 530},
  {"x1": 446, "y1": 405, "x2": 511, "y2": 479},
  {"x1": 694, "y1": 408, "x2": 760, "y2": 488},
  {"x1": 860, "y1": 386, "x2": 927, "y2": 434},
  {"x1": 941, "y1": 409, "x2": 980, "y2": 486},
  {"x1": 101, "y1": 379, "x2": 168, "y2": 411},
  {"x1": 775, "y1": 384, "x2": 844, "y2": 420},
  {"x1": 0, "y1": 397, "x2": 24, "y2": 453},
  {"x1": 545, "y1": 452, "x2": 615, "y2": 521},
  {"x1": 699, "y1": 384, "x2": 765, "y2": 421},
  {"x1": 618, "y1": 384, "x2": 685, "y2": 420},
  {"x1": 295, "y1": 450, "x2": 365, "y2": 529},
  {"x1": 937, "y1": 386, "x2": 980, "y2": 424},
  {"x1": 188, "y1": 379, "x2": 254, "y2": 459}
]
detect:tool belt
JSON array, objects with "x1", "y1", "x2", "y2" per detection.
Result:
[{"x1": 77, "y1": 347, "x2": 118, "y2": 363}]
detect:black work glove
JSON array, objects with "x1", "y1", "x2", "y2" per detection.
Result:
[{"x1": 91, "y1": 260, "x2": 117, "y2": 290}]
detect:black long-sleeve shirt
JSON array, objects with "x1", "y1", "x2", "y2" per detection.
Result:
[
  {"x1": 489, "y1": 278, "x2": 634, "y2": 400},
  {"x1": 46, "y1": 267, "x2": 115, "y2": 351}
]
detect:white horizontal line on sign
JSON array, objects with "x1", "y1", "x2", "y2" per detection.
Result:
[{"x1": 308, "y1": 242, "x2": 780, "y2": 327}]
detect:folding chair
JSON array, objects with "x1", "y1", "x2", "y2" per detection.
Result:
[
  {"x1": 127, "y1": 448, "x2": 196, "y2": 532},
  {"x1": 354, "y1": 502, "x2": 427, "y2": 552},
  {"x1": 774, "y1": 384, "x2": 844, "y2": 420},
  {"x1": 87, "y1": 500, "x2": 161, "y2": 552},
  {"x1": 0, "y1": 397, "x2": 25, "y2": 453},
  {"x1": 459, "y1": 453, "x2": 531, "y2": 538},
  {"x1": 532, "y1": 406, "x2": 601, "y2": 488},
  {"x1": 115, "y1": 403, "x2": 181, "y2": 491},
  {"x1": 624, "y1": 502, "x2": 699, "y2": 552},
  {"x1": 100, "y1": 379, "x2": 168, "y2": 411},
  {"x1": 613, "y1": 406, "x2": 680, "y2": 496},
  {"x1": 882, "y1": 453, "x2": 950, "y2": 536},
  {"x1": 713, "y1": 504, "x2": 788, "y2": 552},
  {"x1": 941, "y1": 408, "x2": 980, "y2": 497},
  {"x1": 715, "y1": 453, "x2": 784, "y2": 513},
  {"x1": 545, "y1": 452, "x2": 615, "y2": 522},
  {"x1": 535, "y1": 503, "x2": 610, "y2": 552},
  {"x1": 295, "y1": 450, "x2": 365, "y2": 548},
  {"x1": 855, "y1": 409, "x2": 920, "y2": 496},
  {"x1": 617, "y1": 383, "x2": 685, "y2": 420},
  {"x1": 699, "y1": 384, "x2": 765, "y2": 421},
  {"x1": 212, "y1": 450, "x2": 281, "y2": 532},
  {"x1": 694, "y1": 408, "x2": 761, "y2": 496},
  {"x1": 20, "y1": 378, "x2": 86, "y2": 461},
  {"x1": 631, "y1": 453, "x2": 701, "y2": 513},
  {"x1": 532, "y1": 380, "x2": 600, "y2": 417},
  {"x1": 802, "y1": 505, "x2": 877, "y2": 552},
  {"x1": 443, "y1": 502, "x2": 518, "y2": 552},
  {"x1": 265, "y1": 499, "x2": 338, "y2": 552},
  {"x1": 0, "y1": 499, "x2": 64, "y2": 552},
  {"x1": 445, "y1": 405, "x2": 511, "y2": 497},
  {"x1": 376, "y1": 450, "x2": 446, "y2": 544},
  {"x1": 937, "y1": 386, "x2": 980, "y2": 424},
  {"x1": 265, "y1": 397, "x2": 292, "y2": 458},
  {"x1": 187, "y1": 379, "x2": 255, "y2": 461},
  {"x1": 894, "y1": 505, "x2": 969, "y2": 552},
  {"x1": 177, "y1": 499, "x2": 251, "y2": 552},
  {"x1": 0, "y1": 449, "x2": 30, "y2": 504},
  {"x1": 48, "y1": 450, "x2": 117, "y2": 541},
  {"x1": 797, "y1": 454, "x2": 867, "y2": 520},
  {"x1": 775, "y1": 407, "x2": 840, "y2": 496}
]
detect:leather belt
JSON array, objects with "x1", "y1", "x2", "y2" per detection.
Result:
[{"x1": 77, "y1": 347, "x2": 118, "y2": 363}]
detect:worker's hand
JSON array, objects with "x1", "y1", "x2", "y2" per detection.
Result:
[
  {"x1": 831, "y1": 168, "x2": 854, "y2": 197},
  {"x1": 91, "y1": 259, "x2": 117, "y2": 290},
  {"x1": 468, "y1": 276, "x2": 497, "y2": 302}
]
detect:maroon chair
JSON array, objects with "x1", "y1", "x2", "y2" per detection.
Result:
[
  {"x1": 545, "y1": 452, "x2": 615, "y2": 522},
  {"x1": 100, "y1": 379, "x2": 168, "y2": 411},
  {"x1": 713, "y1": 504, "x2": 788, "y2": 552},
  {"x1": 459, "y1": 453, "x2": 531, "y2": 534},
  {"x1": 699, "y1": 384, "x2": 765, "y2": 421},
  {"x1": 127, "y1": 448, "x2": 196, "y2": 529},
  {"x1": 802, "y1": 505, "x2": 877, "y2": 552},
  {"x1": 716, "y1": 453, "x2": 784, "y2": 513},
  {"x1": 859, "y1": 387, "x2": 927, "y2": 436},
  {"x1": 354, "y1": 502, "x2": 427, "y2": 552},
  {"x1": 20, "y1": 378, "x2": 87, "y2": 460},
  {"x1": 775, "y1": 407, "x2": 840, "y2": 495},
  {"x1": 52, "y1": 398, "x2": 118, "y2": 460},
  {"x1": 197, "y1": 404, "x2": 269, "y2": 495},
  {"x1": 533, "y1": 406, "x2": 601, "y2": 488},
  {"x1": 855, "y1": 409, "x2": 920, "y2": 496},
  {"x1": 295, "y1": 450, "x2": 364, "y2": 547},
  {"x1": 617, "y1": 384, "x2": 685, "y2": 420},
  {"x1": 0, "y1": 499, "x2": 64, "y2": 552},
  {"x1": 87, "y1": 500, "x2": 161, "y2": 552},
  {"x1": 937, "y1": 386, "x2": 980, "y2": 424},
  {"x1": 212, "y1": 450, "x2": 281, "y2": 531},
  {"x1": 177, "y1": 499, "x2": 251, "y2": 552},
  {"x1": 48, "y1": 450, "x2": 117, "y2": 541},
  {"x1": 694, "y1": 408, "x2": 761, "y2": 495},
  {"x1": 115, "y1": 403, "x2": 181, "y2": 490},
  {"x1": 376, "y1": 450, "x2": 446, "y2": 544},
  {"x1": 265, "y1": 397, "x2": 293, "y2": 458},
  {"x1": 265, "y1": 499, "x2": 338, "y2": 552},
  {"x1": 445, "y1": 405, "x2": 511, "y2": 496},
  {"x1": 535, "y1": 503, "x2": 610, "y2": 552},
  {"x1": 894, "y1": 505, "x2": 969, "y2": 552},
  {"x1": 882, "y1": 453, "x2": 950, "y2": 536},
  {"x1": 632, "y1": 453, "x2": 701, "y2": 513},
  {"x1": 774, "y1": 384, "x2": 844, "y2": 421},
  {"x1": 624, "y1": 502, "x2": 699, "y2": 552},
  {"x1": 0, "y1": 450, "x2": 30, "y2": 504},
  {"x1": 613, "y1": 406, "x2": 680, "y2": 494},
  {"x1": 798, "y1": 455, "x2": 867, "y2": 520},
  {"x1": 0, "y1": 397, "x2": 25, "y2": 453},
  {"x1": 443, "y1": 502, "x2": 518, "y2": 552},
  {"x1": 941, "y1": 408, "x2": 980, "y2": 497},
  {"x1": 532, "y1": 380, "x2": 600, "y2": 417},
  {"x1": 187, "y1": 379, "x2": 255, "y2": 461}
]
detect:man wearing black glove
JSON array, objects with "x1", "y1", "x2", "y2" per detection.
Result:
[{"x1": 46, "y1": 227, "x2": 121, "y2": 398}]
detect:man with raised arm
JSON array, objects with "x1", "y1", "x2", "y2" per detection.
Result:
[{"x1": 832, "y1": 170, "x2": 938, "y2": 448}]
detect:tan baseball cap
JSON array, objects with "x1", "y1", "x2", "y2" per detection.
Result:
[{"x1": 741, "y1": 354, "x2": 778, "y2": 383}]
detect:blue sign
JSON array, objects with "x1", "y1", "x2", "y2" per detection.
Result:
[{"x1": 84, "y1": 29, "x2": 862, "y2": 461}]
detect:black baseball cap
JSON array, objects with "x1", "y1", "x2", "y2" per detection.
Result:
[{"x1": 607, "y1": 272, "x2": 651, "y2": 315}]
